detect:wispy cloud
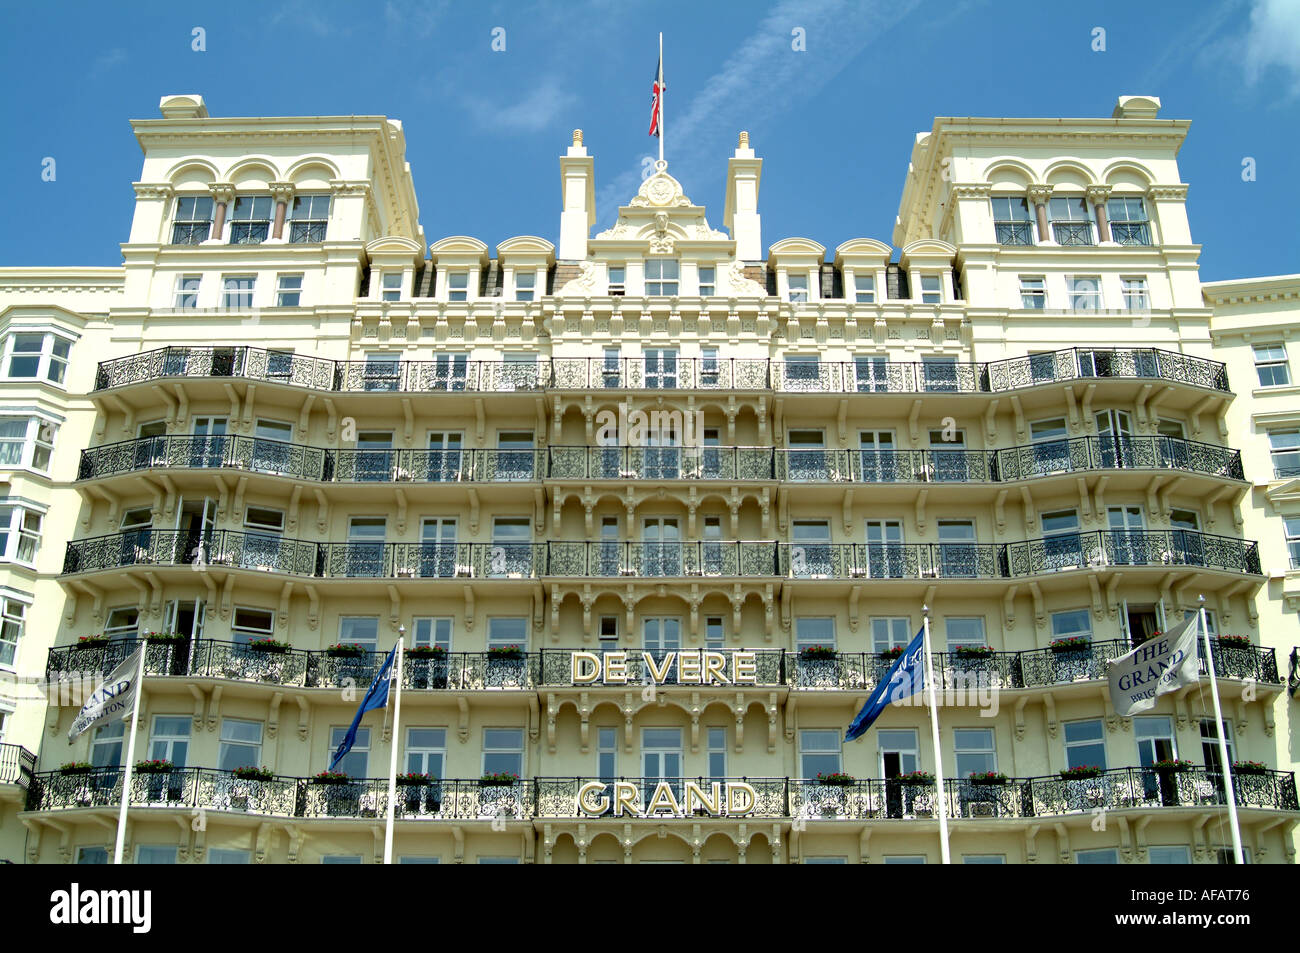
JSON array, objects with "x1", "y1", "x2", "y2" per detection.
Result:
[
  {"x1": 384, "y1": 0, "x2": 449, "y2": 39},
  {"x1": 594, "y1": 0, "x2": 923, "y2": 227},
  {"x1": 89, "y1": 48, "x2": 127, "y2": 78},
  {"x1": 1138, "y1": 0, "x2": 1247, "y2": 92},
  {"x1": 464, "y1": 79, "x2": 578, "y2": 134},
  {"x1": 1241, "y1": 0, "x2": 1300, "y2": 97}
]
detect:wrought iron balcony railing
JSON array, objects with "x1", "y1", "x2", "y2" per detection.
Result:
[
  {"x1": 548, "y1": 446, "x2": 775, "y2": 481},
  {"x1": 994, "y1": 221, "x2": 1034, "y2": 245},
  {"x1": 62, "y1": 529, "x2": 320, "y2": 576},
  {"x1": 995, "y1": 435, "x2": 1244, "y2": 482},
  {"x1": 777, "y1": 542, "x2": 1007, "y2": 580},
  {"x1": 324, "y1": 448, "x2": 544, "y2": 483},
  {"x1": 93, "y1": 346, "x2": 1232, "y2": 395},
  {"x1": 1109, "y1": 222, "x2": 1151, "y2": 245},
  {"x1": 1005, "y1": 529, "x2": 1261, "y2": 577},
  {"x1": 288, "y1": 221, "x2": 327, "y2": 243},
  {"x1": 0, "y1": 743, "x2": 35, "y2": 789},
  {"x1": 1291, "y1": 648, "x2": 1300, "y2": 698},
  {"x1": 546, "y1": 541, "x2": 779, "y2": 578},
  {"x1": 169, "y1": 223, "x2": 210, "y2": 245},
  {"x1": 1052, "y1": 222, "x2": 1094, "y2": 246},
  {"x1": 776, "y1": 448, "x2": 998, "y2": 483},
  {"x1": 535, "y1": 777, "x2": 789, "y2": 818},
  {"x1": 317, "y1": 542, "x2": 546, "y2": 580},
  {"x1": 78, "y1": 435, "x2": 328, "y2": 482},
  {"x1": 549, "y1": 357, "x2": 770, "y2": 390},
  {"x1": 535, "y1": 649, "x2": 785, "y2": 687}
]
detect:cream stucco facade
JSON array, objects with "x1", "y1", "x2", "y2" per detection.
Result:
[{"x1": 0, "y1": 93, "x2": 1295, "y2": 865}]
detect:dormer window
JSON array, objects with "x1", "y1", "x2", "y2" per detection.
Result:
[
  {"x1": 515, "y1": 271, "x2": 536, "y2": 302},
  {"x1": 854, "y1": 274, "x2": 875, "y2": 303},
  {"x1": 645, "y1": 259, "x2": 678, "y2": 296},
  {"x1": 447, "y1": 271, "x2": 469, "y2": 302},
  {"x1": 229, "y1": 196, "x2": 272, "y2": 245},
  {"x1": 171, "y1": 196, "x2": 213, "y2": 245},
  {"x1": 382, "y1": 273, "x2": 402, "y2": 301},
  {"x1": 787, "y1": 274, "x2": 808, "y2": 303},
  {"x1": 608, "y1": 266, "x2": 626, "y2": 296},
  {"x1": 919, "y1": 275, "x2": 941, "y2": 304},
  {"x1": 698, "y1": 267, "x2": 715, "y2": 296}
]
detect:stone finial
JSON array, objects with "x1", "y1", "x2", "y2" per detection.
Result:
[
  {"x1": 738, "y1": 131, "x2": 749, "y2": 148},
  {"x1": 573, "y1": 129, "x2": 583, "y2": 146}
]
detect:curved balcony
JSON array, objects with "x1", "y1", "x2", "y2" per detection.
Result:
[
  {"x1": 1005, "y1": 530, "x2": 1261, "y2": 577},
  {"x1": 546, "y1": 541, "x2": 778, "y2": 578},
  {"x1": 0, "y1": 743, "x2": 35, "y2": 791},
  {"x1": 92, "y1": 346, "x2": 1231, "y2": 397},
  {"x1": 535, "y1": 777, "x2": 789, "y2": 818},
  {"x1": 994, "y1": 435, "x2": 1244, "y2": 483}
]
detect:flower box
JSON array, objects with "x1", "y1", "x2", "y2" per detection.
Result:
[
  {"x1": 487, "y1": 646, "x2": 525, "y2": 661},
  {"x1": 1049, "y1": 637, "x2": 1090, "y2": 653},
  {"x1": 815, "y1": 772, "x2": 855, "y2": 786},
  {"x1": 799, "y1": 645, "x2": 837, "y2": 661},
  {"x1": 897, "y1": 771, "x2": 935, "y2": 785},
  {"x1": 1231, "y1": 761, "x2": 1267, "y2": 776},
  {"x1": 231, "y1": 766, "x2": 273, "y2": 781},
  {"x1": 134, "y1": 759, "x2": 174, "y2": 774},
  {"x1": 967, "y1": 772, "x2": 1008, "y2": 784},
  {"x1": 479, "y1": 772, "x2": 519, "y2": 787},
  {"x1": 397, "y1": 773, "x2": 433, "y2": 786},
  {"x1": 143, "y1": 631, "x2": 187, "y2": 644},
  {"x1": 74, "y1": 636, "x2": 109, "y2": 649},
  {"x1": 59, "y1": 762, "x2": 94, "y2": 775},
  {"x1": 407, "y1": 645, "x2": 448, "y2": 659},
  {"x1": 954, "y1": 645, "x2": 995, "y2": 659},
  {"x1": 326, "y1": 643, "x2": 367, "y2": 658},
  {"x1": 879, "y1": 646, "x2": 906, "y2": 661},
  {"x1": 1217, "y1": 635, "x2": 1251, "y2": 649},
  {"x1": 1151, "y1": 759, "x2": 1194, "y2": 773},
  {"x1": 311, "y1": 771, "x2": 351, "y2": 785},
  {"x1": 1058, "y1": 766, "x2": 1103, "y2": 780},
  {"x1": 248, "y1": 639, "x2": 289, "y2": 654}
]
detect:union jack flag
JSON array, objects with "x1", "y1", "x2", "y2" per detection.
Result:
[{"x1": 649, "y1": 56, "x2": 664, "y2": 137}]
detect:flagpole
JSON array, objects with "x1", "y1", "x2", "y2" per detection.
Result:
[
  {"x1": 920, "y1": 605, "x2": 951, "y2": 864},
  {"x1": 113, "y1": 644, "x2": 147, "y2": 864},
  {"x1": 1198, "y1": 595, "x2": 1244, "y2": 864},
  {"x1": 383, "y1": 626, "x2": 406, "y2": 865},
  {"x1": 658, "y1": 31, "x2": 664, "y2": 166}
]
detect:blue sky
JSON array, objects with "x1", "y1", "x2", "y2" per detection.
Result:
[{"x1": 1, "y1": 0, "x2": 1297, "y2": 280}]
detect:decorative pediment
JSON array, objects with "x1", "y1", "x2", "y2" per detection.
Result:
[{"x1": 593, "y1": 168, "x2": 729, "y2": 246}]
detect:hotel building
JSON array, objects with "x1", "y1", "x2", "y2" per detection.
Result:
[{"x1": 0, "y1": 93, "x2": 1296, "y2": 864}]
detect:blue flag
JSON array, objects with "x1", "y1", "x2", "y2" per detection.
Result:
[
  {"x1": 845, "y1": 627, "x2": 926, "y2": 742},
  {"x1": 330, "y1": 643, "x2": 398, "y2": 771}
]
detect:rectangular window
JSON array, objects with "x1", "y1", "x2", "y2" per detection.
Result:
[
  {"x1": 944, "y1": 617, "x2": 986, "y2": 650},
  {"x1": 599, "y1": 615, "x2": 618, "y2": 641},
  {"x1": 787, "y1": 274, "x2": 808, "y2": 303},
  {"x1": 231, "y1": 607, "x2": 274, "y2": 644},
  {"x1": 77, "y1": 847, "x2": 108, "y2": 864},
  {"x1": 799, "y1": 729, "x2": 842, "y2": 778},
  {"x1": 1285, "y1": 516, "x2": 1300, "y2": 568},
  {"x1": 645, "y1": 259, "x2": 679, "y2": 296},
  {"x1": 92, "y1": 722, "x2": 124, "y2": 767},
  {"x1": 1050, "y1": 196, "x2": 1094, "y2": 245},
  {"x1": 488, "y1": 617, "x2": 527, "y2": 650},
  {"x1": 276, "y1": 274, "x2": 303, "y2": 307},
  {"x1": 871, "y1": 617, "x2": 910, "y2": 653},
  {"x1": 482, "y1": 728, "x2": 524, "y2": 777},
  {"x1": 218, "y1": 718, "x2": 263, "y2": 771},
  {"x1": 405, "y1": 727, "x2": 446, "y2": 778},
  {"x1": 697, "y1": 266, "x2": 715, "y2": 296},
  {"x1": 0, "y1": 596, "x2": 25, "y2": 667},
  {"x1": 103, "y1": 606, "x2": 139, "y2": 639},
  {"x1": 514, "y1": 271, "x2": 536, "y2": 301},
  {"x1": 1121, "y1": 276, "x2": 1149, "y2": 311},
  {"x1": 1019, "y1": 276, "x2": 1045, "y2": 309},
  {"x1": 883, "y1": 856, "x2": 927, "y2": 864},
  {"x1": 412, "y1": 617, "x2": 452, "y2": 651},
  {"x1": 953, "y1": 728, "x2": 996, "y2": 777},
  {"x1": 228, "y1": 195, "x2": 272, "y2": 245},
  {"x1": 919, "y1": 275, "x2": 941, "y2": 304},
  {"x1": 148, "y1": 715, "x2": 192, "y2": 767},
  {"x1": 4, "y1": 332, "x2": 72, "y2": 384},
  {"x1": 795, "y1": 617, "x2": 835, "y2": 651},
  {"x1": 1076, "y1": 848, "x2": 1119, "y2": 864},
  {"x1": 322, "y1": 855, "x2": 362, "y2": 865},
  {"x1": 962, "y1": 854, "x2": 1006, "y2": 864},
  {"x1": 0, "y1": 504, "x2": 42, "y2": 564},
  {"x1": 921, "y1": 355, "x2": 958, "y2": 392},
  {"x1": 222, "y1": 275, "x2": 256, "y2": 309},
  {"x1": 705, "y1": 616, "x2": 724, "y2": 649},
  {"x1": 209, "y1": 848, "x2": 252, "y2": 864},
  {"x1": 172, "y1": 195, "x2": 213, "y2": 244},
  {"x1": 1269, "y1": 430, "x2": 1300, "y2": 479},
  {"x1": 288, "y1": 194, "x2": 330, "y2": 242},
  {"x1": 1148, "y1": 845, "x2": 1190, "y2": 864},
  {"x1": 1067, "y1": 276, "x2": 1102, "y2": 311},
  {"x1": 1107, "y1": 197, "x2": 1151, "y2": 245},
  {"x1": 328, "y1": 725, "x2": 370, "y2": 777},
  {"x1": 382, "y1": 272, "x2": 402, "y2": 301},
  {"x1": 338, "y1": 616, "x2": 379, "y2": 651},
  {"x1": 607, "y1": 265, "x2": 626, "y2": 295},
  {"x1": 1050, "y1": 608, "x2": 1092, "y2": 640},
  {"x1": 642, "y1": 617, "x2": 681, "y2": 652},
  {"x1": 447, "y1": 271, "x2": 469, "y2": 301},
  {"x1": 991, "y1": 196, "x2": 1033, "y2": 245},
  {"x1": 136, "y1": 846, "x2": 178, "y2": 865},
  {"x1": 174, "y1": 275, "x2": 201, "y2": 309},
  {"x1": 707, "y1": 726, "x2": 726, "y2": 779},
  {"x1": 854, "y1": 273, "x2": 876, "y2": 303},
  {"x1": 1063, "y1": 719, "x2": 1106, "y2": 770},
  {"x1": 1254, "y1": 344, "x2": 1290, "y2": 387}
]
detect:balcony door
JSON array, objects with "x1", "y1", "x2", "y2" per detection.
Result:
[
  {"x1": 491, "y1": 518, "x2": 533, "y2": 578},
  {"x1": 175, "y1": 496, "x2": 217, "y2": 567},
  {"x1": 251, "y1": 419, "x2": 293, "y2": 475},
  {"x1": 701, "y1": 516, "x2": 724, "y2": 575},
  {"x1": 936, "y1": 520, "x2": 977, "y2": 576},
  {"x1": 346, "y1": 517, "x2": 387, "y2": 577},
  {"x1": 1095, "y1": 410, "x2": 1133, "y2": 469},
  {"x1": 642, "y1": 517, "x2": 681, "y2": 576},
  {"x1": 642, "y1": 727, "x2": 683, "y2": 809},
  {"x1": 859, "y1": 431, "x2": 897, "y2": 482},
  {"x1": 419, "y1": 518, "x2": 457, "y2": 578},
  {"x1": 598, "y1": 517, "x2": 621, "y2": 576},
  {"x1": 787, "y1": 430, "x2": 827, "y2": 482},
  {"x1": 427, "y1": 431, "x2": 463, "y2": 482},
  {"x1": 929, "y1": 429, "x2": 968, "y2": 482},
  {"x1": 495, "y1": 431, "x2": 535, "y2": 481},
  {"x1": 792, "y1": 520, "x2": 832, "y2": 577},
  {"x1": 1107, "y1": 505, "x2": 1145, "y2": 565},
  {"x1": 430, "y1": 353, "x2": 468, "y2": 392},
  {"x1": 1169, "y1": 508, "x2": 1204, "y2": 567},
  {"x1": 192, "y1": 416, "x2": 227, "y2": 469},
  {"x1": 1135, "y1": 716, "x2": 1178, "y2": 804},
  {"x1": 644, "y1": 426, "x2": 680, "y2": 480},
  {"x1": 854, "y1": 355, "x2": 890, "y2": 393},
  {"x1": 1028, "y1": 417, "x2": 1070, "y2": 476},
  {"x1": 355, "y1": 431, "x2": 393, "y2": 482},
  {"x1": 644, "y1": 349, "x2": 677, "y2": 389},
  {"x1": 879, "y1": 729, "x2": 920, "y2": 819},
  {"x1": 865, "y1": 520, "x2": 905, "y2": 578},
  {"x1": 1040, "y1": 509, "x2": 1085, "y2": 571}
]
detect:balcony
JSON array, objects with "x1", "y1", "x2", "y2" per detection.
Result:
[
  {"x1": 776, "y1": 448, "x2": 998, "y2": 483},
  {"x1": 994, "y1": 221, "x2": 1035, "y2": 246},
  {"x1": 79, "y1": 435, "x2": 327, "y2": 482},
  {"x1": 777, "y1": 542, "x2": 1007, "y2": 580},
  {"x1": 536, "y1": 648, "x2": 785, "y2": 687},
  {"x1": 546, "y1": 541, "x2": 778, "y2": 578},
  {"x1": 1051, "y1": 222, "x2": 1094, "y2": 246},
  {"x1": 0, "y1": 743, "x2": 35, "y2": 791},
  {"x1": 535, "y1": 778, "x2": 789, "y2": 818},
  {"x1": 92, "y1": 346, "x2": 1232, "y2": 396},
  {"x1": 1110, "y1": 222, "x2": 1151, "y2": 246},
  {"x1": 316, "y1": 542, "x2": 546, "y2": 580},
  {"x1": 995, "y1": 435, "x2": 1244, "y2": 483},
  {"x1": 62, "y1": 529, "x2": 319, "y2": 576},
  {"x1": 548, "y1": 446, "x2": 775, "y2": 481},
  {"x1": 1004, "y1": 529, "x2": 1262, "y2": 577}
]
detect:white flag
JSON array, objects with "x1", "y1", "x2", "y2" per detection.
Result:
[
  {"x1": 1106, "y1": 614, "x2": 1200, "y2": 717},
  {"x1": 67, "y1": 647, "x2": 143, "y2": 742}
]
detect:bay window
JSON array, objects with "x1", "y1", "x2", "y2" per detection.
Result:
[
  {"x1": 3, "y1": 331, "x2": 72, "y2": 383},
  {"x1": 0, "y1": 504, "x2": 42, "y2": 563},
  {"x1": 0, "y1": 417, "x2": 56, "y2": 472}
]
